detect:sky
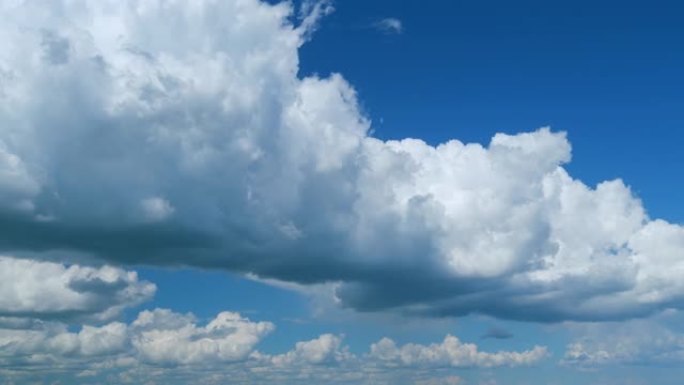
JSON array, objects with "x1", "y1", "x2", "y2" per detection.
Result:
[{"x1": 0, "y1": 0, "x2": 683, "y2": 384}]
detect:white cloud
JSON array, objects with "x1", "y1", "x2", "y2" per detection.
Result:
[
  {"x1": 368, "y1": 335, "x2": 547, "y2": 368},
  {"x1": 0, "y1": 256, "x2": 155, "y2": 322},
  {"x1": 131, "y1": 308, "x2": 274, "y2": 365},
  {"x1": 0, "y1": 0, "x2": 682, "y2": 324},
  {"x1": 0, "y1": 308, "x2": 544, "y2": 384},
  {"x1": 298, "y1": 0, "x2": 335, "y2": 40},
  {"x1": 374, "y1": 18, "x2": 403, "y2": 34},
  {"x1": 0, "y1": 321, "x2": 128, "y2": 367},
  {"x1": 268, "y1": 334, "x2": 352, "y2": 366},
  {"x1": 562, "y1": 320, "x2": 684, "y2": 367},
  {"x1": 0, "y1": 308, "x2": 273, "y2": 372}
]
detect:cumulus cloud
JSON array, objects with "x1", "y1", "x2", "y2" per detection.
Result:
[
  {"x1": 0, "y1": 322, "x2": 128, "y2": 366},
  {"x1": 368, "y1": 335, "x2": 547, "y2": 368},
  {"x1": 0, "y1": 0, "x2": 683, "y2": 323},
  {"x1": 0, "y1": 308, "x2": 273, "y2": 372},
  {"x1": 0, "y1": 309, "x2": 544, "y2": 384},
  {"x1": 0, "y1": 256, "x2": 154, "y2": 322},
  {"x1": 268, "y1": 334, "x2": 352, "y2": 366},
  {"x1": 131, "y1": 308, "x2": 274, "y2": 365}
]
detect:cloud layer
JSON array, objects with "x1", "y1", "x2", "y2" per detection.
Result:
[
  {"x1": 0, "y1": 308, "x2": 544, "y2": 384},
  {"x1": 562, "y1": 319, "x2": 684, "y2": 367},
  {"x1": 369, "y1": 335, "x2": 547, "y2": 368},
  {"x1": 0, "y1": 0, "x2": 683, "y2": 323}
]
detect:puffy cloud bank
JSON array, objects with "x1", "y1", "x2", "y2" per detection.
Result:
[
  {"x1": 0, "y1": 308, "x2": 275, "y2": 372},
  {"x1": 0, "y1": 0, "x2": 683, "y2": 323},
  {"x1": 0, "y1": 308, "x2": 544, "y2": 384},
  {"x1": 369, "y1": 335, "x2": 547, "y2": 368}
]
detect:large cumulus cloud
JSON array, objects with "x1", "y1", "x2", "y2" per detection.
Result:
[{"x1": 0, "y1": 0, "x2": 683, "y2": 322}]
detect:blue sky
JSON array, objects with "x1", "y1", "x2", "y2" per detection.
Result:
[
  {"x1": 296, "y1": 0, "x2": 684, "y2": 220},
  {"x1": 1, "y1": 1, "x2": 684, "y2": 384}
]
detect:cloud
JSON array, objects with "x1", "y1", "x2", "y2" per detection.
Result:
[
  {"x1": 374, "y1": 18, "x2": 403, "y2": 34},
  {"x1": 0, "y1": 308, "x2": 543, "y2": 384},
  {"x1": 131, "y1": 308, "x2": 274, "y2": 365},
  {"x1": 368, "y1": 335, "x2": 547, "y2": 368},
  {"x1": 0, "y1": 0, "x2": 683, "y2": 324},
  {"x1": 0, "y1": 256, "x2": 154, "y2": 322},
  {"x1": 562, "y1": 320, "x2": 684, "y2": 368},
  {"x1": 268, "y1": 334, "x2": 352, "y2": 366},
  {"x1": 298, "y1": 0, "x2": 335, "y2": 40},
  {"x1": 0, "y1": 308, "x2": 274, "y2": 371},
  {"x1": 0, "y1": 322, "x2": 128, "y2": 365}
]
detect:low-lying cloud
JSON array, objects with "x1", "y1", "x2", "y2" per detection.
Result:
[
  {"x1": 0, "y1": 307, "x2": 544, "y2": 384},
  {"x1": 369, "y1": 335, "x2": 547, "y2": 368}
]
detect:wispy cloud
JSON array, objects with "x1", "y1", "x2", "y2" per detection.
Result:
[
  {"x1": 373, "y1": 17, "x2": 403, "y2": 34},
  {"x1": 562, "y1": 318, "x2": 684, "y2": 368}
]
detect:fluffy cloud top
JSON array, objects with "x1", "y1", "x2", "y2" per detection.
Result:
[
  {"x1": 0, "y1": 308, "x2": 273, "y2": 370},
  {"x1": 0, "y1": 0, "x2": 683, "y2": 323},
  {"x1": 268, "y1": 334, "x2": 351, "y2": 366},
  {"x1": 0, "y1": 256, "x2": 154, "y2": 322},
  {"x1": 131, "y1": 308, "x2": 274, "y2": 365},
  {"x1": 0, "y1": 322, "x2": 128, "y2": 366},
  {"x1": 0, "y1": 308, "x2": 545, "y2": 384},
  {"x1": 369, "y1": 335, "x2": 547, "y2": 368}
]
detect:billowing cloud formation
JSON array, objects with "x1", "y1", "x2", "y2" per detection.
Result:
[
  {"x1": 268, "y1": 334, "x2": 352, "y2": 366},
  {"x1": 369, "y1": 335, "x2": 547, "y2": 368},
  {"x1": 0, "y1": 307, "x2": 544, "y2": 384},
  {"x1": 0, "y1": 256, "x2": 154, "y2": 322},
  {"x1": 0, "y1": 308, "x2": 273, "y2": 371},
  {"x1": 131, "y1": 308, "x2": 274, "y2": 365},
  {"x1": 1, "y1": 0, "x2": 684, "y2": 323},
  {"x1": 0, "y1": 322, "x2": 128, "y2": 367}
]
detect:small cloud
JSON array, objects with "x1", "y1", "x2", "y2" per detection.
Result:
[
  {"x1": 481, "y1": 327, "x2": 513, "y2": 340},
  {"x1": 374, "y1": 17, "x2": 403, "y2": 35}
]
